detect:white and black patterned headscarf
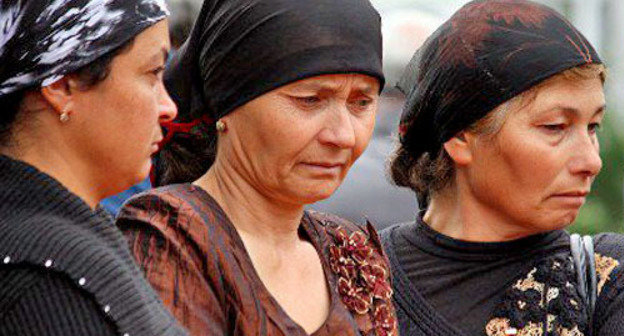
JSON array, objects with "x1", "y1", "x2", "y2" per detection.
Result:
[{"x1": 0, "y1": 0, "x2": 169, "y2": 96}]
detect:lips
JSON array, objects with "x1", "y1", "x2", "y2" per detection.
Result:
[
  {"x1": 300, "y1": 161, "x2": 346, "y2": 175},
  {"x1": 304, "y1": 161, "x2": 345, "y2": 168},
  {"x1": 151, "y1": 137, "x2": 163, "y2": 154},
  {"x1": 549, "y1": 190, "x2": 589, "y2": 207},
  {"x1": 552, "y1": 190, "x2": 589, "y2": 197}
]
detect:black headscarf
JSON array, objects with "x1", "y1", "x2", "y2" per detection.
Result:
[
  {"x1": 0, "y1": 0, "x2": 169, "y2": 96},
  {"x1": 154, "y1": 0, "x2": 384, "y2": 186},
  {"x1": 397, "y1": 0, "x2": 602, "y2": 160}
]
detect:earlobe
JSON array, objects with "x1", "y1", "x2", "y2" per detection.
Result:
[{"x1": 443, "y1": 131, "x2": 473, "y2": 165}]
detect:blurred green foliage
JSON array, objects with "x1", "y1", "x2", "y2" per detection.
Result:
[{"x1": 570, "y1": 112, "x2": 624, "y2": 234}]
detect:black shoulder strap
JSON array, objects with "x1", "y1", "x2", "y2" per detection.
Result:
[{"x1": 570, "y1": 233, "x2": 597, "y2": 333}]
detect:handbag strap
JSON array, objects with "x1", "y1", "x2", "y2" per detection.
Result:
[{"x1": 570, "y1": 233, "x2": 597, "y2": 333}]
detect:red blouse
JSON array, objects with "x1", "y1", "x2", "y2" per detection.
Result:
[{"x1": 116, "y1": 184, "x2": 397, "y2": 336}]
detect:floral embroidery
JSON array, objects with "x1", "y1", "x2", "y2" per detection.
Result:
[
  {"x1": 485, "y1": 317, "x2": 512, "y2": 335},
  {"x1": 486, "y1": 256, "x2": 585, "y2": 336},
  {"x1": 486, "y1": 253, "x2": 620, "y2": 336},
  {"x1": 327, "y1": 223, "x2": 396, "y2": 336},
  {"x1": 514, "y1": 268, "x2": 544, "y2": 292},
  {"x1": 595, "y1": 253, "x2": 619, "y2": 294},
  {"x1": 337, "y1": 277, "x2": 372, "y2": 315}
]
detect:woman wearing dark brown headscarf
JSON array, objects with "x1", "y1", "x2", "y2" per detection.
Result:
[
  {"x1": 381, "y1": 0, "x2": 623, "y2": 335},
  {"x1": 116, "y1": 0, "x2": 397, "y2": 335}
]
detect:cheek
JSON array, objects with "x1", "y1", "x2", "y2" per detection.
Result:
[
  {"x1": 105, "y1": 86, "x2": 161, "y2": 153},
  {"x1": 352, "y1": 113, "x2": 376, "y2": 158},
  {"x1": 492, "y1": 138, "x2": 564, "y2": 205},
  {"x1": 232, "y1": 107, "x2": 315, "y2": 176}
]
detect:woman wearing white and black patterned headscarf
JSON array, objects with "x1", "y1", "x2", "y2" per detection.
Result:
[{"x1": 0, "y1": 1, "x2": 187, "y2": 336}]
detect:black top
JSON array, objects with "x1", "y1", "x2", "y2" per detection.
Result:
[
  {"x1": 381, "y1": 217, "x2": 624, "y2": 336},
  {"x1": 0, "y1": 266, "x2": 117, "y2": 335},
  {"x1": 0, "y1": 155, "x2": 188, "y2": 336}
]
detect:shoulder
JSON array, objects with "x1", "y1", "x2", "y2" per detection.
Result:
[
  {"x1": 585, "y1": 233, "x2": 624, "y2": 333},
  {"x1": 594, "y1": 232, "x2": 624, "y2": 260},
  {"x1": 0, "y1": 266, "x2": 43, "y2": 317},
  {"x1": 593, "y1": 233, "x2": 624, "y2": 291},
  {"x1": 117, "y1": 183, "x2": 231, "y2": 242},
  {"x1": 0, "y1": 266, "x2": 116, "y2": 335},
  {"x1": 118, "y1": 183, "x2": 200, "y2": 221},
  {"x1": 306, "y1": 210, "x2": 367, "y2": 235},
  {"x1": 592, "y1": 233, "x2": 624, "y2": 294},
  {"x1": 378, "y1": 222, "x2": 410, "y2": 247},
  {"x1": 306, "y1": 210, "x2": 385, "y2": 255},
  {"x1": 117, "y1": 184, "x2": 238, "y2": 282}
]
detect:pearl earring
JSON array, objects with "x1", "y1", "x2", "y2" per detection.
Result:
[
  {"x1": 59, "y1": 107, "x2": 70, "y2": 123},
  {"x1": 216, "y1": 119, "x2": 227, "y2": 132}
]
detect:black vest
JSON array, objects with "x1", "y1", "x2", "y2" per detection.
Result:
[{"x1": 0, "y1": 155, "x2": 188, "y2": 336}]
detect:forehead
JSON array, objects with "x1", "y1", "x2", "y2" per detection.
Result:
[
  {"x1": 117, "y1": 20, "x2": 170, "y2": 62},
  {"x1": 283, "y1": 74, "x2": 380, "y2": 92},
  {"x1": 519, "y1": 76, "x2": 605, "y2": 117}
]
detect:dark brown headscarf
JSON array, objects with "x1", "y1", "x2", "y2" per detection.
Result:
[{"x1": 397, "y1": 0, "x2": 601, "y2": 161}]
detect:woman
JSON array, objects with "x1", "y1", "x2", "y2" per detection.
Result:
[
  {"x1": 0, "y1": 1, "x2": 187, "y2": 335},
  {"x1": 381, "y1": 0, "x2": 624, "y2": 335},
  {"x1": 116, "y1": 0, "x2": 397, "y2": 335}
]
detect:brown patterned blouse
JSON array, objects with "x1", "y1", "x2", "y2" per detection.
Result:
[{"x1": 116, "y1": 184, "x2": 397, "y2": 336}]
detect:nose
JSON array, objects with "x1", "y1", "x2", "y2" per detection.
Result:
[
  {"x1": 318, "y1": 103, "x2": 356, "y2": 149},
  {"x1": 158, "y1": 83, "x2": 178, "y2": 123},
  {"x1": 569, "y1": 131, "x2": 602, "y2": 178}
]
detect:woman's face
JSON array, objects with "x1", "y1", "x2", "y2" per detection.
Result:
[
  {"x1": 68, "y1": 20, "x2": 176, "y2": 197},
  {"x1": 463, "y1": 75, "x2": 605, "y2": 235},
  {"x1": 219, "y1": 74, "x2": 380, "y2": 206}
]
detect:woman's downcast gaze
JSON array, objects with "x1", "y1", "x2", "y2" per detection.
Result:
[
  {"x1": 1, "y1": 0, "x2": 624, "y2": 336},
  {"x1": 382, "y1": 0, "x2": 624, "y2": 336}
]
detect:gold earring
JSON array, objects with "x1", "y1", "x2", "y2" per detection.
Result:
[
  {"x1": 216, "y1": 119, "x2": 227, "y2": 132},
  {"x1": 59, "y1": 107, "x2": 70, "y2": 123}
]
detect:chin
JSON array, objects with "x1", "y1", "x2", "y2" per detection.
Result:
[
  {"x1": 136, "y1": 159, "x2": 153, "y2": 179},
  {"x1": 297, "y1": 192, "x2": 333, "y2": 205},
  {"x1": 534, "y1": 212, "x2": 579, "y2": 232},
  {"x1": 120, "y1": 163, "x2": 151, "y2": 191},
  {"x1": 295, "y1": 187, "x2": 339, "y2": 205},
  {"x1": 288, "y1": 178, "x2": 340, "y2": 202}
]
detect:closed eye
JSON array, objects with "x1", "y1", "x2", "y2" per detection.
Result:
[
  {"x1": 295, "y1": 96, "x2": 321, "y2": 104},
  {"x1": 290, "y1": 95, "x2": 323, "y2": 109},
  {"x1": 541, "y1": 124, "x2": 566, "y2": 132},
  {"x1": 588, "y1": 122, "x2": 601, "y2": 134},
  {"x1": 152, "y1": 66, "x2": 165, "y2": 76}
]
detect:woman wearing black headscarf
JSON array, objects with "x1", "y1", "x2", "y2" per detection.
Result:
[
  {"x1": 381, "y1": 0, "x2": 623, "y2": 335},
  {"x1": 0, "y1": 1, "x2": 187, "y2": 335},
  {"x1": 116, "y1": 0, "x2": 397, "y2": 335}
]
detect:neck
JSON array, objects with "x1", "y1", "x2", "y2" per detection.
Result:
[
  {"x1": 194, "y1": 160, "x2": 305, "y2": 248},
  {"x1": 1, "y1": 133, "x2": 103, "y2": 209},
  {"x1": 424, "y1": 182, "x2": 538, "y2": 243}
]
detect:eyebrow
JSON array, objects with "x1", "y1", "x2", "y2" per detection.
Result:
[
  {"x1": 147, "y1": 47, "x2": 170, "y2": 65},
  {"x1": 543, "y1": 104, "x2": 606, "y2": 117},
  {"x1": 290, "y1": 81, "x2": 376, "y2": 94}
]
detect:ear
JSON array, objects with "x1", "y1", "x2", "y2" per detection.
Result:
[
  {"x1": 40, "y1": 77, "x2": 79, "y2": 117},
  {"x1": 443, "y1": 131, "x2": 474, "y2": 166}
]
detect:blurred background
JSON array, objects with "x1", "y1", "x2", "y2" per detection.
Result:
[{"x1": 136, "y1": 0, "x2": 624, "y2": 232}]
